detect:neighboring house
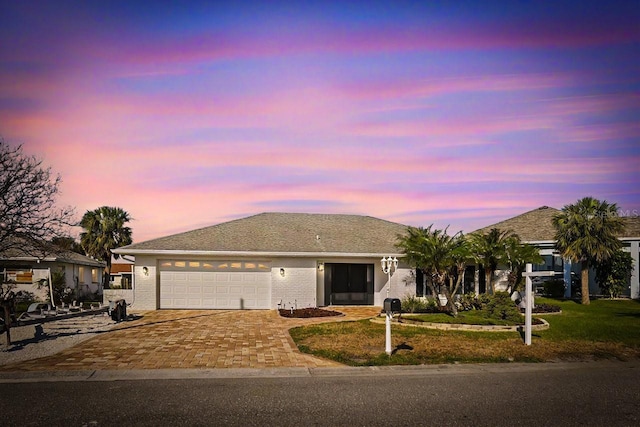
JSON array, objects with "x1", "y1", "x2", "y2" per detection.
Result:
[
  {"x1": 104, "y1": 255, "x2": 135, "y2": 305},
  {"x1": 0, "y1": 242, "x2": 106, "y2": 302},
  {"x1": 472, "y1": 206, "x2": 640, "y2": 299},
  {"x1": 113, "y1": 213, "x2": 413, "y2": 310},
  {"x1": 109, "y1": 255, "x2": 135, "y2": 289}
]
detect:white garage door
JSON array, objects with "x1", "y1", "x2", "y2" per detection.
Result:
[{"x1": 159, "y1": 260, "x2": 271, "y2": 309}]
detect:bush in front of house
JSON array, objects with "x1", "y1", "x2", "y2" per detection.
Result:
[
  {"x1": 479, "y1": 292, "x2": 522, "y2": 323},
  {"x1": 400, "y1": 295, "x2": 439, "y2": 313}
]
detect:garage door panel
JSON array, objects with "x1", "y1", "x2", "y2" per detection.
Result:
[
  {"x1": 160, "y1": 267, "x2": 270, "y2": 309},
  {"x1": 188, "y1": 273, "x2": 202, "y2": 282},
  {"x1": 229, "y1": 285, "x2": 243, "y2": 295}
]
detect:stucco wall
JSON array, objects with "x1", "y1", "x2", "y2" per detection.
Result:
[
  {"x1": 129, "y1": 256, "x2": 420, "y2": 310},
  {"x1": 128, "y1": 256, "x2": 157, "y2": 310},
  {"x1": 271, "y1": 258, "x2": 317, "y2": 310}
]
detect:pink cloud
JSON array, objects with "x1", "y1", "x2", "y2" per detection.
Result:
[
  {"x1": 89, "y1": 17, "x2": 639, "y2": 67},
  {"x1": 338, "y1": 73, "x2": 577, "y2": 102}
]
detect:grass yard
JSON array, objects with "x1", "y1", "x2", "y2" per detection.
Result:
[{"x1": 289, "y1": 298, "x2": 640, "y2": 366}]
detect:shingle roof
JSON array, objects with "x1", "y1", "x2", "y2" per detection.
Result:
[
  {"x1": 0, "y1": 240, "x2": 105, "y2": 267},
  {"x1": 621, "y1": 216, "x2": 640, "y2": 238},
  {"x1": 473, "y1": 206, "x2": 640, "y2": 242},
  {"x1": 117, "y1": 213, "x2": 409, "y2": 255}
]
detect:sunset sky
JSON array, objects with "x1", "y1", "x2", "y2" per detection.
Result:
[{"x1": 1, "y1": 1, "x2": 639, "y2": 243}]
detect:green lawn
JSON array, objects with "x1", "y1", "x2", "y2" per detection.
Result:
[
  {"x1": 289, "y1": 298, "x2": 640, "y2": 366},
  {"x1": 534, "y1": 298, "x2": 640, "y2": 346}
]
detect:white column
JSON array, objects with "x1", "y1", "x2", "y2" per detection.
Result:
[
  {"x1": 630, "y1": 242, "x2": 639, "y2": 299},
  {"x1": 474, "y1": 267, "x2": 480, "y2": 295},
  {"x1": 525, "y1": 263, "x2": 532, "y2": 346},
  {"x1": 385, "y1": 313, "x2": 392, "y2": 355},
  {"x1": 563, "y1": 258, "x2": 572, "y2": 298}
]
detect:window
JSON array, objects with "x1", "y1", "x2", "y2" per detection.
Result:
[
  {"x1": 91, "y1": 268, "x2": 98, "y2": 283},
  {"x1": 5, "y1": 269, "x2": 33, "y2": 283},
  {"x1": 159, "y1": 260, "x2": 271, "y2": 272}
]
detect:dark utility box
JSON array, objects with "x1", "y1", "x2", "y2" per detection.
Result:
[{"x1": 383, "y1": 298, "x2": 401, "y2": 313}]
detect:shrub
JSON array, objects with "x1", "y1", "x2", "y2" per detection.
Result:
[
  {"x1": 459, "y1": 293, "x2": 481, "y2": 311},
  {"x1": 458, "y1": 293, "x2": 498, "y2": 311},
  {"x1": 543, "y1": 279, "x2": 566, "y2": 298},
  {"x1": 483, "y1": 292, "x2": 522, "y2": 323},
  {"x1": 401, "y1": 295, "x2": 426, "y2": 313},
  {"x1": 401, "y1": 296, "x2": 440, "y2": 313}
]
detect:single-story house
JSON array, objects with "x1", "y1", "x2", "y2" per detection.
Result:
[
  {"x1": 472, "y1": 206, "x2": 640, "y2": 299},
  {"x1": 0, "y1": 242, "x2": 106, "y2": 302},
  {"x1": 113, "y1": 213, "x2": 414, "y2": 310}
]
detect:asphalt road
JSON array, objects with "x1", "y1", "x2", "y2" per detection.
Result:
[{"x1": 1, "y1": 361, "x2": 638, "y2": 426}]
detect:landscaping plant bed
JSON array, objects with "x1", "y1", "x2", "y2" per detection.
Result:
[
  {"x1": 522, "y1": 303, "x2": 562, "y2": 314},
  {"x1": 400, "y1": 313, "x2": 545, "y2": 326},
  {"x1": 279, "y1": 308, "x2": 342, "y2": 318}
]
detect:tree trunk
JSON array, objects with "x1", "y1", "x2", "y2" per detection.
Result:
[
  {"x1": 426, "y1": 276, "x2": 438, "y2": 299},
  {"x1": 485, "y1": 268, "x2": 493, "y2": 295},
  {"x1": 102, "y1": 258, "x2": 112, "y2": 292},
  {"x1": 581, "y1": 260, "x2": 590, "y2": 305},
  {"x1": 440, "y1": 280, "x2": 457, "y2": 317},
  {"x1": 2, "y1": 303, "x2": 11, "y2": 347}
]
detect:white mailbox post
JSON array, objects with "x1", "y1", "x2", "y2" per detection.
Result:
[
  {"x1": 522, "y1": 265, "x2": 556, "y2": 345},
  {"x1": 381, "y1": 256, "x2": 398, "y2": 356}
]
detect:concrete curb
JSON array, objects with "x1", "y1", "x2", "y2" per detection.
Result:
[{"x1": 0, "y1": 360, "x2": 634, "y2": 383}]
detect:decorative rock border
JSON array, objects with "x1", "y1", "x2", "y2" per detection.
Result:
[{"x1": 371, "y1": 314, "x2": 550, "y2": 332}]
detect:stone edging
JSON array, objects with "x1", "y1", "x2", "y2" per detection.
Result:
[{"x1": 371, "y1": 315, "x2": 550, "y2": 332}]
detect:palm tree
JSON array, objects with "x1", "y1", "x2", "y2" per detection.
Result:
[
  {"x1": 397, "y1": 225, "x2": 466, "y2": 316},
  {"x1": 504, "y1": 238, "x2": 544, "y2": 293},
  {"x1": 468, "y1": 228, "x2": 517, "y2": 294},
  {"x1": 80, "y1": 206, "x2": 133, "y2": 289},
  {"x1": 449, "y1": 234, "x2": 473, "y2": 297},
  {"x1": 552, "y1": 197, "x2": 625, "y2": 305},
  {"x1": 398, "y1": 226, "x2": 439, "y2": 299}
]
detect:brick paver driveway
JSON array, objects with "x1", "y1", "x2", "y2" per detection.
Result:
[{"x1": 1, "y1": 307, "x2": 379, "y2": 371}]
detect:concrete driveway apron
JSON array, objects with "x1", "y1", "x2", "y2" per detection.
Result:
[{"x1": 1, "y1": 307, "x2": 379, "y2": 371}]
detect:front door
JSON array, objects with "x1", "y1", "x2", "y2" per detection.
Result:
[{"x1": 324, "y1": 263, "x2": 374, "y2": 305}]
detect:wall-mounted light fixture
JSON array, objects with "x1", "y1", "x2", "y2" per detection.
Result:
[
  {"x1": 317, "y1": 262, "x2": 324, "y2": 272},
  {"x1": 142, "y1": 266, "x2": 149, "y2": 276},
  {"x1": 280, "y1": 268, "x2": 285, "y2": 277}
]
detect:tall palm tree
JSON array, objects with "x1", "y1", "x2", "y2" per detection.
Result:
[
  {"x1": 552, "y1": 197, "x2": 624, "y2": 305},
  {"x1": 468, "y1": 228, "x2": 517, "y2": 294},
  {"x1": 80, "y1": 206, "x2": 132, "y2": 289},
  {"x1": 397, "y1": 225, "x2": 466, "y2": 316}
]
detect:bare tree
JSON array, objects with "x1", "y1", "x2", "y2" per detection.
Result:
[
  {"x1": 0, "y1": 139, "x2": 76, "y2": 258},
  {"x1": 0, "y1": 139, "x2": 76, "y2": 345}
]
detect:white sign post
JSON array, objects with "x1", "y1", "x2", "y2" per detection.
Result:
[
  {"x1": 521, "y1": 265, "x2": 556, "y2": 345},
  {"x1": 381, "y1": 256, "x2": 398, "y2": 356}
]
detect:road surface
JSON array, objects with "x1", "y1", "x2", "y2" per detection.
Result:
[{"x1": 1, "y1": 361, "x2": 638, "y2": 426}]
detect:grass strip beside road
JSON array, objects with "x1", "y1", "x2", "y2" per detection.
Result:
[{"x1": 289, "y1": 298, "x2": 640, "y2": 366}]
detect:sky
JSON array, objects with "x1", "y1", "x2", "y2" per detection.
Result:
[{"x1": 1, "y1": 0, "x2": 639, "y2": 243}]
